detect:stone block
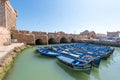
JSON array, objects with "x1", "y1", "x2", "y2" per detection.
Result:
[{"x1": 0, "y1": 27, "x2": 11, "y2": 46}]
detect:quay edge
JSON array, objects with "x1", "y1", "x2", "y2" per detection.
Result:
[
  {"x1": 78, "y1": 39, "x2": 120, "y2": 47},
  {"x1": 0, "y1": 43, "x2": 32, "y2": 80}
]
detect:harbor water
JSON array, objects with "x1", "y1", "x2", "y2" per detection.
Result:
[{"x1": 5, "y1": 46, "x2": 120, "y2": 80}]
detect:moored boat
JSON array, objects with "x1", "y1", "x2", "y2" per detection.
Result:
[
  {"x1": 68, "y1": 49, "x2": 101, "y2": 67},
  {"x1": 35, "y1": 43, "x2": 115, "y2": 70},
  {"x1": 51, "y1": 46, "x2": 101, "y2": 67},
  {"x1": 36, "y1": 48, "x2": 60, "y2": 57},
  {"x1": 57, "y1": 54, "x2": 92, "y2": 71},
  {"x1": 74, "y1": 43, "x2": 115, "y2": 60}
]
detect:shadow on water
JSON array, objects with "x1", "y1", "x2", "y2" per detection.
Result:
[{"x1": 56, "y1": 61, "x2": 90, "y2": 80}]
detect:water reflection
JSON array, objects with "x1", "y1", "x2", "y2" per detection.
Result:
[
  {"x1": 99, "y1": 53, "x2": 114, "y2": 69},
  {"x1": 57, "y1": 61, "x2": 90, "y2": 80},
  {"x1": 91, "y1": 67, "x2": 100, "y2": 80}
]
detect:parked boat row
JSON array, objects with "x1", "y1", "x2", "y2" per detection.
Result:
[{"x1": 36, "y1": 43, "x2": 114, "y2": 71}]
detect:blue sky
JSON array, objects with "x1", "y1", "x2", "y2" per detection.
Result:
[{"x1": 10, "y1": 0, "x2": 120, "y2": 34}]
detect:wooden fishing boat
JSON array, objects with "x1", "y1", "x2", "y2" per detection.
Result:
[
  {"x1": 36, "y1": 48, "x2": 60, "y2": 57},
  {"x1": 57, "y1": 54, "x2": 92, "y2": 70}
]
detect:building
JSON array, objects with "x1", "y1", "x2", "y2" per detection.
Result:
[
  {"x1": 0, "y1": 0, "x2": 17, "y2": 45},
  {"x1": 107, "y1": 31, "x2": 120, "y2": 37},
  {"x1": 80, "y1": 30, "x2": 96, "y2": 39},
  {"x1": 96, "y1": 33, "x2": 107, "y2": 39}
]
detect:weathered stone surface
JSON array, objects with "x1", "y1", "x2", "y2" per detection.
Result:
[
  {"x1": 0, "y1": 27, "x2": 11, "y2": 45},
  {"x1": 0, "y1": 0, "x2": 17, "y2": 30},
  {"x1": 32, "y1": 31, "x2": 48, "y2": 44},
  {"x1": 11, "y1": 30, "x2": 35, "y2": 45},
  {"x1": 48, "y1": 33, "x2": 59, "y2": 43},
  {"x1": 0, "y1": 0, "x2": 5, "y2": 28},
  {"x1": 0, "y1": 43, "x2": 26, "y2": 80},
  {"x1": 0, "y1": 0, "x2": 17, "y2": 46},
  {"x1": 11, "y1": 30, "x2": 97, "y2": 45},
  {"x1": 80, "y1": 30, "x2": 96, "y2": 39}
]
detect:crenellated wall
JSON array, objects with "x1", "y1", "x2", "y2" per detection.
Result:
[{"x1": 11, "y1": 30, "x2": 96, "y2": 45}]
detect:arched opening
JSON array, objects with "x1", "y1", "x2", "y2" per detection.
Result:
[
  {"x1": 90, "y1": 35, "x2": 95, "y2": 39},
  {"x1": 35, "y1": 39, "x2": 43, "y2": 45},
  {"x1": 60, "y1": 37, "x2": 68, "y2": 43},
  {"x1": 48, "y1": 38, "x2": 56, "y2": 44},
  {"x1": 71, "y1": 38, "x2": 76, "y2": 43}
]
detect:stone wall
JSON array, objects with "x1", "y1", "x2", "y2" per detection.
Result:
[
  {"x1": 11, "y1": 30, "x2": 97, "y2": 45},
  {"x1": 5, "y1": 1, "x2": 17, "y2": 30},
  {"x1": 0, "y1": 0, "x2": 5, "y2": 28},
  {"x1": 80, "y1": 30, "x2": 96, "y2": 39},
  {"x1": 0, "y1": 0, "x2": 17, "y2": 30},
  {"x1": 48, "y1": 33, "x2": 59, "y2": 43},
  {"x1": 32, "y1": 31, "x2": 48, "y2": 44},
  {"x1": 0, "y1": 27, "x2": 11, "y2": 45},
  {"x1": 11, "y1": 30, "x2": 35, "y2": 45},
  {"x1": 0, "y1": 0, "x2": 17, "y2": 45}
]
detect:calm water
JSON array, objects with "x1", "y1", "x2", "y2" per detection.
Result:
[{"x1": 5, "y1": 46, "x2": 120, "y2": 80}]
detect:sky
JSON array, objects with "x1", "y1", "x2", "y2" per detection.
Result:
[{"x1": 9, "y1": 0, "x2": 120, "y2": 34}]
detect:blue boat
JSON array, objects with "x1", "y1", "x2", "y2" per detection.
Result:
[
  {"x1": 35, "y1": 43, "x2": 114, "y2": 70},
  {"x1": 36, "y1": 48, "x2": 60, "y2": 57},
  {"x1": 51, "y1": 46, "x2": 101, "y2": 67},
  {"x1": 74, "y1": 43, "x2": 114, "y2": 60},
  {"x1": 67, "y1": 49, "x2": 101, "y2": 67},
  {"x1": 57, "y1": 54, "x2": 92, "y2": 70}
]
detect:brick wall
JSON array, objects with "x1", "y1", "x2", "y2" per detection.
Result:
[{"x1": 0, "y1": 27, "x2": 11, "y2": 45}]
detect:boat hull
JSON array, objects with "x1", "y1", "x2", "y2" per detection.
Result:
[
  {"x1": 57, "y1": 56, "x2": 92, "y2": 71},
  {"x1": 36, "y1": 48, "x2": 60, "y2": 57}
]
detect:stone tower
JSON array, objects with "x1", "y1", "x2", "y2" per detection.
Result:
[{"x1": 0, "y1": 0, "x2": 17, "y2": 30}]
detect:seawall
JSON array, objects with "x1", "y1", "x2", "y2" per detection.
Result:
[{"x1": 79, "y1": 39, "x2": 120, "y2": 47}]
